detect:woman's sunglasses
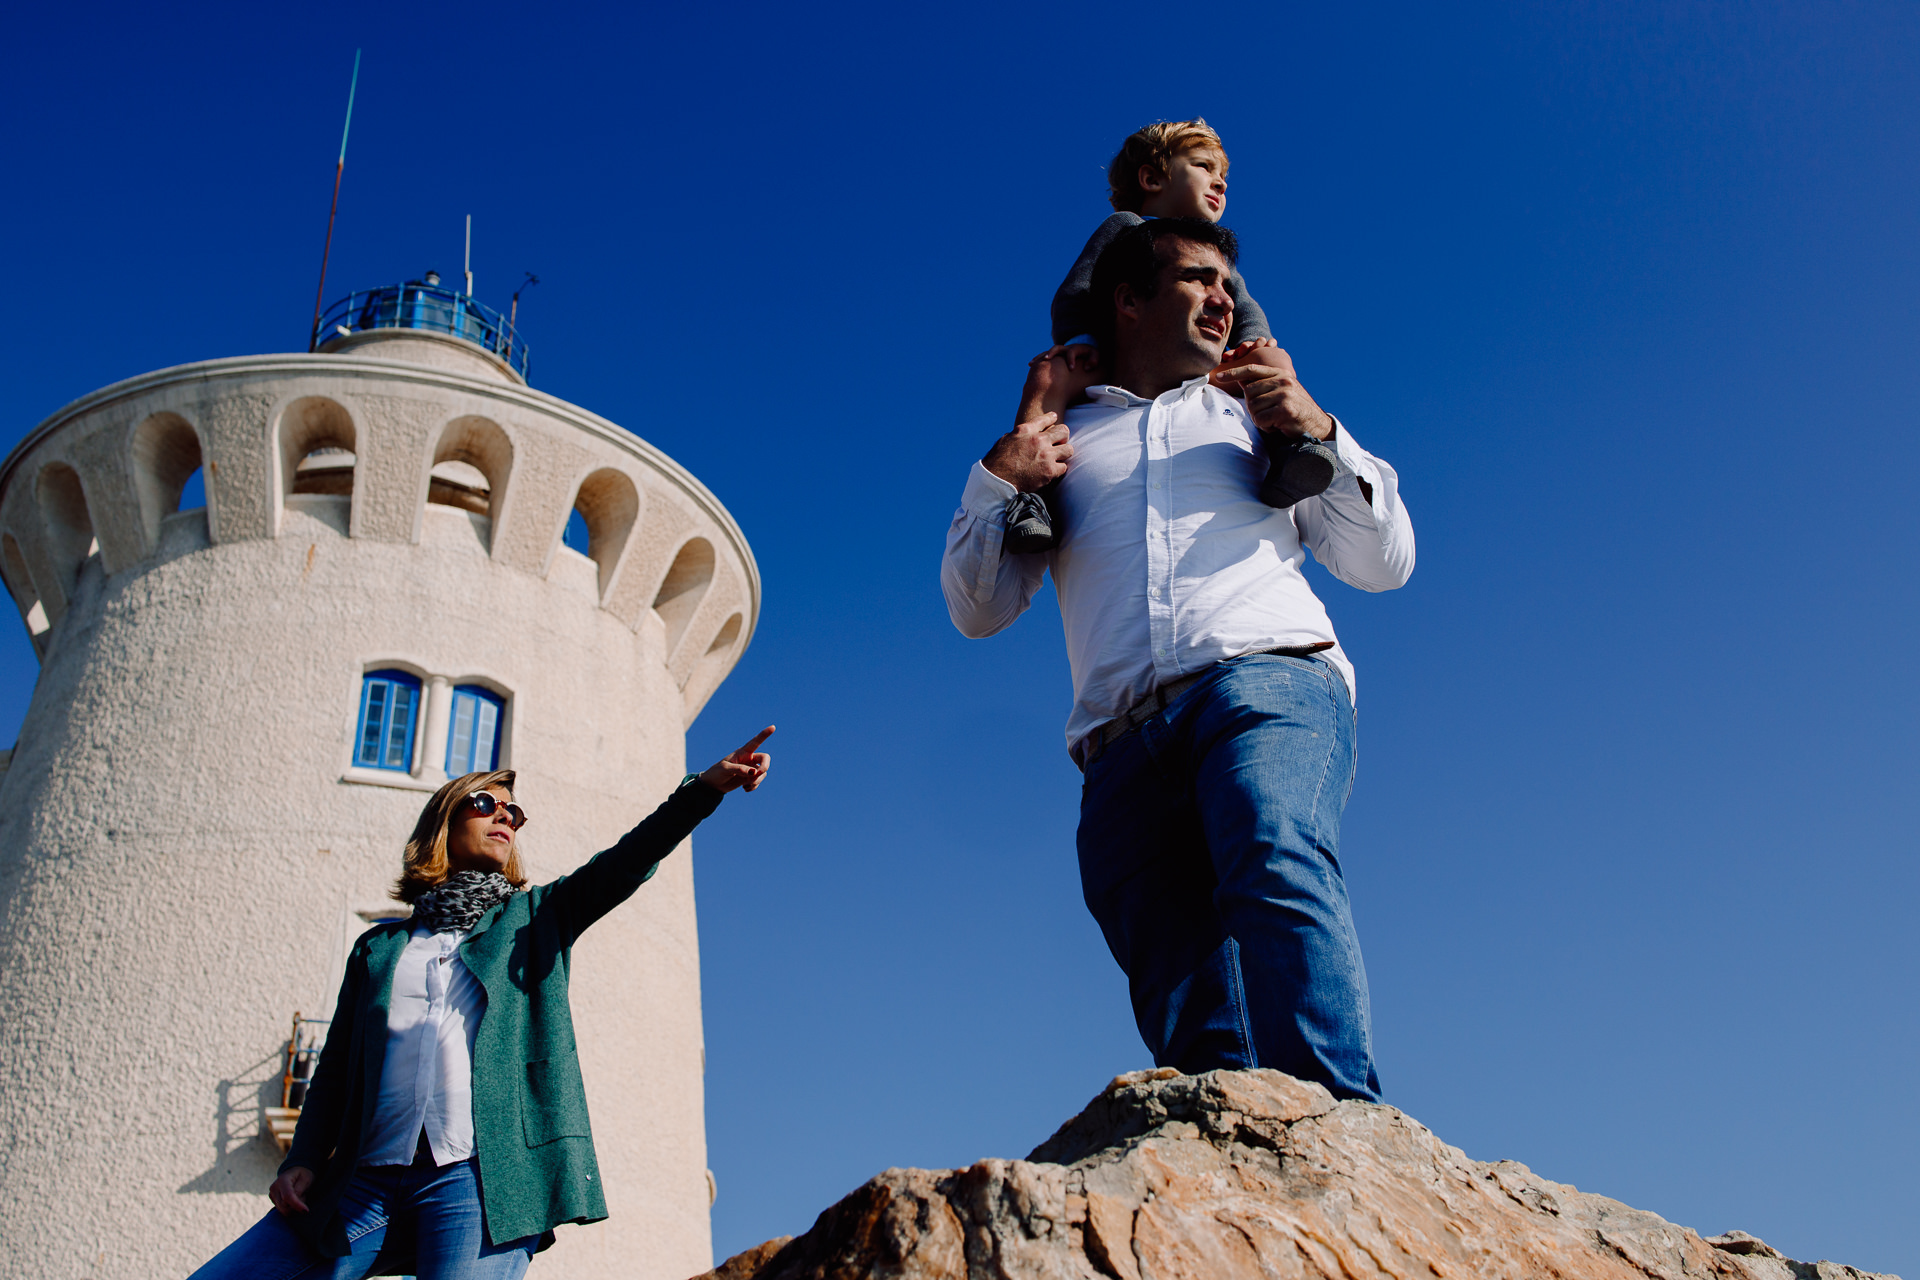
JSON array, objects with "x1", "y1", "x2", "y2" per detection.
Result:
[{"x1": 464, "y1": 791, "x2": 528, "y2": 830}]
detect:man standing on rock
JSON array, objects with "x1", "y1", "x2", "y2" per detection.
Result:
[{"x1": 940, "y1": 218, "x2": 1415, "y2": 1100}]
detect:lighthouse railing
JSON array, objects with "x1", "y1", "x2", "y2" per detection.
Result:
[{"x1": 317, "y1": 282, "x2": 532, "y2": 380}]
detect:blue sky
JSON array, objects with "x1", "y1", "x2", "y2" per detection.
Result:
[{"x1": 6, "y1": 1, "x2": 1917, "y2": 1274}]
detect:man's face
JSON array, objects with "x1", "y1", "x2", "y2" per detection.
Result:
[{"x1": 1117, "y1": 240, "x2": 1235, "y2": 377}]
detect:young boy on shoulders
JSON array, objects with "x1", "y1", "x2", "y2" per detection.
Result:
[{"x1": 1003, "y1": 119, "x2": 1341, "y2": 553}]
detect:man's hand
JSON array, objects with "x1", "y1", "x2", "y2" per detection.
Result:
[
  {"x1": 699, "y1": 726, "x2": 774, "y2": 794},
  {"x1": 1213, "y1": 336, "x2": 1280, "y2": 368},
  {"x1": 269, "y1": 1167, "x2": 314, "y2": 1216},
  {"x1": 1015, "y1": 345, "x2": 1101, "y2": 424},
  {"x1": 1211, "y1": 345, "x2": 1333, "y2": 441},
  {"x1": 1208, "y1": 338, "x2": 1286, "y2": 398},
  {"x1": 983, "y1": 412, "x2": 1072, "y2": 493}
]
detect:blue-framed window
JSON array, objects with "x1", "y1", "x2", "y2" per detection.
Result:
[
  {"x1": 446, "y1": 685, "x2": 505, "y2": 775},
  {"x1": 355, "y1": 670, "x2": 421, "y2": 771}
]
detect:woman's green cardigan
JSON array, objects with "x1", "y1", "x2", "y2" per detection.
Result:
[{"x1": 280, "y1": 776, "x2": 724, "y2": 1253}]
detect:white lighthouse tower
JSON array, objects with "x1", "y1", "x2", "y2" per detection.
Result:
[{"x1": 0, "y1": 280, "x2": 755, "y2": 1279}]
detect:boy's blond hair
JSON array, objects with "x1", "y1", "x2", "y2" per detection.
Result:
[{"x1": 1107, "y1": 118, "x2": 1230, "y2": 213}]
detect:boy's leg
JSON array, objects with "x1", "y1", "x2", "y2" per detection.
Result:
[
  {"x1": 1078, "y1": 715, "x2": 1256, "y2": 1073},
  {"x1": 1224, "y1": 269, "x2": 1273, "y2": 350},
  {"x1": 1212, "y1": 338, "x2": 1339, "y2": 510},
  {"x1": 1005, "y1": 346, "x2": 1099, "y2": 553},
  {"x1": 1185, "y1": 654, "x2": 1382, "y2": 1100}
]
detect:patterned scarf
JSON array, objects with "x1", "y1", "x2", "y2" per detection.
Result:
[{"x1": 411, "y1": 870, "x2": 517, "y2": 934}]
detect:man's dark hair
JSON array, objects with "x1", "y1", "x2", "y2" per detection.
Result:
[{"x1": 1087, "y1": 218, "x2": 1240, "y2": 350}]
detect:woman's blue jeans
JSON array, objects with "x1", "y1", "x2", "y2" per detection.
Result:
[
  {"x1": 1077, "y1": 652, "x2": 1383, "y2": 1101},
  {"x1": 188, "y1": 1157, "x2": 538, "y2": 1280}
]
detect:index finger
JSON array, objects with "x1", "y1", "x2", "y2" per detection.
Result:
[
  {"x1": 1216, "y1": 364, "x2": 1280, "y2": 388},
  {"x1": 732, "y1": 726, "x2": 776, "y2": 760}
]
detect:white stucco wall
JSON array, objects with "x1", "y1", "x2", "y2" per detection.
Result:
[{"x1": 0, "y1": 340, "x2": 757, "y2": 1280}]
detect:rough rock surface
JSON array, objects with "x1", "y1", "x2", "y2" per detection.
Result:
[{"x1": 697, "y1": 1068, "x2": 1894, "y2": 1280}]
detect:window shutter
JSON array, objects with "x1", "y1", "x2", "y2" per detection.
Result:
[
  {"x1": 357, "y1": 683, "x2": 388, "y2": 766},
  {"x1": 472, "y1": 698, "x2": 499, "y2": 771},
  {"x1": 446, "y1": 686, "x2": 505, "y2": 773},
  {"x1": 448, "y1": 694, "x2": 475, "y2": 775},
  {"x1": 354, "y1": 670, "x2": 423, "y2": 772},
  {"x1": 384, "y1": 683, "x2": 416, "y2": 768}
]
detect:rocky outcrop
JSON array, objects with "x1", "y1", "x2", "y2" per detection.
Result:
[{"x1": 698, "y1": 1068, "x2": 1894, "y2": 1280}]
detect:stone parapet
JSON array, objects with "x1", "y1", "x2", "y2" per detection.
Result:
[{"x1": 0, "y1": 350, "x2": 757, "y2": 723}]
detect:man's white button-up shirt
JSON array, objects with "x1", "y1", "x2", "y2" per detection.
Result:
[
  {"x1": 941, "y1": 376, "x2": 1415, "y2": 750},
  {"x1": 360, "y1": 925, "x2": 487, "y2": 1167}
]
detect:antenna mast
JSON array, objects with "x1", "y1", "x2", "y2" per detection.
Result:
[
  {"x1": 464, "y1": 214, "x2": 473, "y2": 297},
  {"x1": 510, "y1": 272, "x2": 539, "y2": 330},
  {"x1": 308, "y1": 49, "x2": 362, "y2": 352}
]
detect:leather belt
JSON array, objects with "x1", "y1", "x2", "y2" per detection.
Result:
[{"x1": 1070, "y1": 643, "x2": 1334, "y2": 771}]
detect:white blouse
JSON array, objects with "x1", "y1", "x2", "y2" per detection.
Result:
[{"x1": 359, "y1": 925, "x2": 487, "y2": 1166}]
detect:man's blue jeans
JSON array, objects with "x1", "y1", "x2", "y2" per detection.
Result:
[
  {"x1": 1077, "y1": 652, "x2": 1383, "y2": 1100},
  {"x1": 188, "y1": 1156, "x2": 538, "y2": 1280}
]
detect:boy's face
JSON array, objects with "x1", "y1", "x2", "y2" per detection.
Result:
[{"x1": 1137, "y1": 147, "x2": 1228, "y2": 222}]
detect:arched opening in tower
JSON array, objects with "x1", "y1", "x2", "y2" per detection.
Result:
[
  {"x1": 1, "y1": 533, "x2": 50, "y2": 658},
  {"x1": 565, "y1": 468, "x2": 640, "y2": 601},
  {"x1": 428, "y1": 417, "x2": 514, "y2": 549},
  {"x1": 35, "y1": 462, "x2": 99, "y2": 592},
  {"x1": 132, "y1": 411, "x2": 206, "y2": 549},
  {"x1": 653, "y1": 537, "x2": 715, "y2": 656},
  {"x1": 278, "y1": 396, "x2": 359, "y2": 532}
]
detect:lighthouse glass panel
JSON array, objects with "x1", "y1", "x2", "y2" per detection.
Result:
[
  {"x1": 446, "y1": 686, "x2": 504, "y2": 774},
  {"x1": 355, "y1": 670, "x2": 421, "y2": 771}
]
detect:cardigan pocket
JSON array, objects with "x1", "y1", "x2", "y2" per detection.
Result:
[{"x1": 522, "y1": 1051, "x2": 593, "y2": 1147}]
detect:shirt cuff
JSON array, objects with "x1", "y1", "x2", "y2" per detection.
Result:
[
  {"x1": 1061, "y1": 334, "x2": 1098, "y2": 349},
  {"x1": 1325, "y1": 417, "x2": 1391, "y2": 518},
  {"x1": 963, "y1": 460, "x2": 1019, "y2": 521},
  {"x1": 1324, "y1": 415, "x2": 1362, "y2": 470}
]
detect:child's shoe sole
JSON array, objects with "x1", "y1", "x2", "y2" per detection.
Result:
[
  {"x1": 1004, "y1": 491, "x2": 1060, "y2": 554},
  {"x1": 1259, "y1": 436, "x2": 1340, "y2": 509}
]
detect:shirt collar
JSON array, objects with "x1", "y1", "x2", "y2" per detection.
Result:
[
  {"x1": 411, "y1": 923, "x2": 467, "y2": 947},
  {"x1": 1085, "y1": 374, "x2": 1215, "y2": 408}
]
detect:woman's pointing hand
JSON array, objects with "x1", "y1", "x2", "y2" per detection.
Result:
[{"x1": 699, "y1": 726, "x2": 774, "y2": 794}]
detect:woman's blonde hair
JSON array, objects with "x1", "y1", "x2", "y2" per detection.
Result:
[
  {"x1": 1107, "y1": 118, "x2": 1230, "y2": 213},
  {"x1": 392, "y1": 768, "x2": 530, "y2": 903}
]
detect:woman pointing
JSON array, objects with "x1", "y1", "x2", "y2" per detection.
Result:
[{"x1": 190, "y1": 726, "x2": 775, "y2": 1279}]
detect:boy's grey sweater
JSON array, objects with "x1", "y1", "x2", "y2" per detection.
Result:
[{"x1": 1050, "y1": 211, "x2": 1272, "y2": 348}]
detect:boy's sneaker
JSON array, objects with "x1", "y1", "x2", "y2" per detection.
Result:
[
  {"x1": 1004, "y1": 492, "x2": 1059, "y2": 554},
  {"x1": 1259, "y1": 435, "x2": 1341, "y2": 509}
]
